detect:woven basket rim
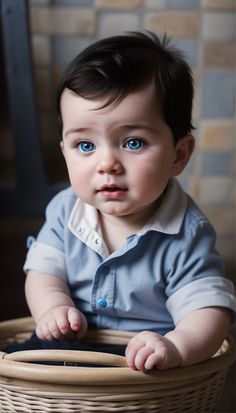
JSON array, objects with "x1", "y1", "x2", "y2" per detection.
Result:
[{"x1": 0, "y1": 317, "x2": 235, "y2": 387}]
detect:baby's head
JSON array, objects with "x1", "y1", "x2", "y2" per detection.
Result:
[
  {"x1": 57, "y1": 32, "x2": 195, "y2": 221},
  {"x1": 57, "y1": 31, "x2": 194, "y2": 143}
]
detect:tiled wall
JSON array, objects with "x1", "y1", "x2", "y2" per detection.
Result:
[{"x1": 29, "y1": 0, "x2": 235, "y2": 271}]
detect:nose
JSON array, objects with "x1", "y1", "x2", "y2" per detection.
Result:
[{"x1": 96, "y1": 149, "x2": 123, "y2": 175}]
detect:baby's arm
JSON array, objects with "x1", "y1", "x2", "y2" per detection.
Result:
[
  {"x1": 125, "y1": 307, "x2": 230, "y2": 371},
  {"x1": 25, "y1": 270, "x2": 87, "y2": 342}
]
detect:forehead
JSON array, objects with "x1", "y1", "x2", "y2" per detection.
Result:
[{"x1": 60, "y1": 84, "x2": 160, "y2": 116}]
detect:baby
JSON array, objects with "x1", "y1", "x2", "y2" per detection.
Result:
[{"x1": 24, "y1": 31, "x2": 235, "y2": 371}]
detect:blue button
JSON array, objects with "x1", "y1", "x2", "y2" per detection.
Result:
[
  {"x1": 100, "y1": 266, "x2": 110, "y2": 276},
  {"x1": 98, "y1": 298, "x2": 107, "y2": 308}
]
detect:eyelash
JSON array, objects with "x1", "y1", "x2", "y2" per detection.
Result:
[
  {"x1": 77, "y1": 141, "x2": 95, "y2": 153},
  {"x1": 123, "y1": 138, "x2": 145, "y2": 151},
  {"x1": 75, "y1": 137, "x2": 146, "y2": 153}
]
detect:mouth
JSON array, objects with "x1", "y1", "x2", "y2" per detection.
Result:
[
  {"x1": 97, "y1": 184, "x2": 127, "y2": 192},
  {"x1": 97, "y1": 184, "x2": 128, "y2": 199}
]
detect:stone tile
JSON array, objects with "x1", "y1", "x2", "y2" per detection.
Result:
[
  {"x1": 30, "y1": 6, "x2": 96, "y2": 35},
  {"x1": 166, "y1": 0, "x2": 200, "y2": 9},
  {"x1": 174, "y1": 38, "x2": 199, "y2": 67},
  {"x1": 200, "y1": 121, "x2": 235, "y2": 150},
  {"x1": 192, "y1": 69, "x2": 201, "y2": 123},
  {"x1": 32, "y1": 35, "x2": 51, "y2": 65},
  {"x1": 53, "y1": 0, "x2": 94, "y2": 5},
  {"x1": 202, "y1": 70, "x2": 235, "y2": 118},
  {"x1": 203, "y1": 12, "x2": 236, "y2": 40},
  {"x1": 187, "y1": 176, "x2": 201, "y2": 201},
  {"x1": 202, "y1": 207, "x2": 235, "y2": 236},
  {"x1": 202, "y1": 152, "x2": 233, "y2": 175},
  {"x1": 30, "y1": 0, "x2": 50, "y2": 5},
  {"x1": 202, "y1": 0, "x2": 236, "y2": 11},
  {"x1": 198, "y1": 176, "x2": 233, "y2": 205},
  {"x1": 216, "y1": 236, "x2": 235, "y2": 263},
  {"x1": 204, "y1": 41, "x2": 235, "y2": 68},
  {"x1": 96, "y1": 0, "x2": 143, "y2": 8},
  {"x1": 144, "y1": 0, "x2": 166, "y2": 9},
  {"x1": 145, "y1": 12, "x2": 200, "y2": 37},
  {"x1": 52, "y1": 36, "x2": 93, "y2": 67},
  {"x1": 98, "y1": 12, "x2": 139, "y2": 37}
]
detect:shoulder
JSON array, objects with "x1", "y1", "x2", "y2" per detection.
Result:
[
  {"x1": 183, "y1": 194, "x2": 216, "y2": 238},
  {"x1": 45, "y1": 187, "x2": 78, "y2": 222}
]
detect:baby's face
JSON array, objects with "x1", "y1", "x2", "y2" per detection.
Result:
[{"x1": 60, "y1": 83, "x2": 184, "y2": 221}]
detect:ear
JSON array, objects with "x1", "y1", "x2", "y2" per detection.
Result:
[
  {"x1": 60, "y1": 140, "x2": 65, "y2": 157},
  {"x1": 171, "y1": 135, "x2": 195, "y2": 176}
]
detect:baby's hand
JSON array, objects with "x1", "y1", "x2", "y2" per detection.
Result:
[
  {"x1": 36, "y1": 306, "x2": 88, "y2": 342},
  {"x1": 125, "y1": 331, "x2": 182, "y2": 371}
]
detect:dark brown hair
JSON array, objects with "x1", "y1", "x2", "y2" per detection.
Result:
[{"x1": 57, "y1": 31, "x2": 194, "y2": 143}]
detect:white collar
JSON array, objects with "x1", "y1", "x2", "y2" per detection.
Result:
[
  {"x1": 138, "y1": 178, "x2": 187, "y2": 236},
  {"x1": 68, "y1": 178, "x2": 187, "y2": 256}
]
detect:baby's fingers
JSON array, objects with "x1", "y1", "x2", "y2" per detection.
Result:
[
  {"x1": 133, "y1": 346, "x2": 155, "y2": 371},
  {"x1": 125, "y1": 337, "x2": 146, "y2": 370},
  {"x1": 68, "y1": 307, "x2": 88, "y2": 340},
  {"x1": 54, "y1": 311, "x2": 75, "y2": 341},
  {"x1": 144, "y1": 351, "x2": 164, "y2": 370},
  {"x1": 68, "y1": 307, "x2": 82, "y2": 332}
]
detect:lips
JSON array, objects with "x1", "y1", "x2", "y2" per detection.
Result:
[
  {"x1": 97, "y1": 184, "x2": 128, "y2": 199},
  {"x1": 97, "y1": 184, "x2": 127, "y2": 192}
]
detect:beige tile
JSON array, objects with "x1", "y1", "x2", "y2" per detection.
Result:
[
  {"x1": 144, "y1": 0, "x2": 166, "y2": 9},
  {"x1": 96, "y1": 0, "x2": 143, "y2": 8},
  {"x1": 203, "y1": 12, "x2": 235, "y2": 41},
  {"x1": 198, "y1": 176, "x2": 233, "y2": 205},
  {"x1": 188, "y1": 176, "x2": 201, "y2": 201},
  {"x1": 98, "y1": 12, "x2": 139, "y2": 37},
  {"x1": 145, "y1": 12, "x2": 200, "y2": 37},
  {"x1": 192, "y1": 70, "x2": 201, "y2": 124},
  {"x1": 204, "y1": 41, "x2": 236, "y2": 68},
  {"x1": 202, "y1": 0, "x2": 235, "y2": 11},
  {"x1": 30, "y1": 7, "x2": 96, "y2": 36},
  {"x1": 202, "y1": 207, "x2": 235, "y2": 235},
  {"x1": 200, "y1": 121, "x2": 235, "y2": 151}
]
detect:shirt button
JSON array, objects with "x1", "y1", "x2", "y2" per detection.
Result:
[{"x1": 97, "y1": 298, "x2": 107, "y2": 308}]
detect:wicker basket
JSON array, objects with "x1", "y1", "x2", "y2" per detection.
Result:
[{"x1": 0, "y1": 317, "x2": 234, "y2": 413}]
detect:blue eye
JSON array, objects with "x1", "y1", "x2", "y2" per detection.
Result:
[
  {"x1": 124, "y1": 138, "x2": 144, "y2": 150},
  {"x1": 78, "y1": 141, "x2": 95, "y2": 152}
]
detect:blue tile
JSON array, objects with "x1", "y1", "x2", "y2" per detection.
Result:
[
  {"x1": 52, "y1": 36, "x2": 94, "y2": 67},
  {"x1": 202, "y1": 70, "x2": 235, "y2": 118},
  {"x1": 174, "y1": 39, "x2": 199, "y2": 67},
  {"x1": 166, "y1": 0, "x2": 200, "y2": 9},
  {"x1": 202, "y1": 152, "x2": 232, "y2": 175},
  {"x1": 53, "y1": 0, "x2": 94, "y2": 5}
]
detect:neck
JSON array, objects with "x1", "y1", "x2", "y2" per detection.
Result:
[{"x1": 98, "y1": 198, "x2": 162, "y2": 253}]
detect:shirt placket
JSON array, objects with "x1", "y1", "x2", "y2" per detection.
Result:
[{"x1": 91, "y1": 261, "x2": 116, "y2": 327}]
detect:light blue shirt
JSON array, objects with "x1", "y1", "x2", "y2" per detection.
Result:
[{"x1": 24, "y1": 178, "x2": 235, "y2": 335}]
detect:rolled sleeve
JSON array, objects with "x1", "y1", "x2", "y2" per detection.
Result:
[
  {"x1": 23, "y1": 188, "x2": 75, "y2": 280},
  {"x1": 23, "y1": 241, "x2": 67, "y2": 281},
  {"x1": 166, "y1": 276, "x2": 236, "y2": 325}
]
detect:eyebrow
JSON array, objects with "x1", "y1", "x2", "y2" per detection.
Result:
[
  {"x1": 64, "y1": 123, "x2": 158, "y2": 138},
  {"x1": 125, "y1": 124, "x2": 158, "y2": 133},
  {"x1": 64, "y1": 127, "x2": 90, "y2": 138}
]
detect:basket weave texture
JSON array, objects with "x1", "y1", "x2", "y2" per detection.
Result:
[{"x1": 0, "y1": 317, "x2": 234, "y2": 413}]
